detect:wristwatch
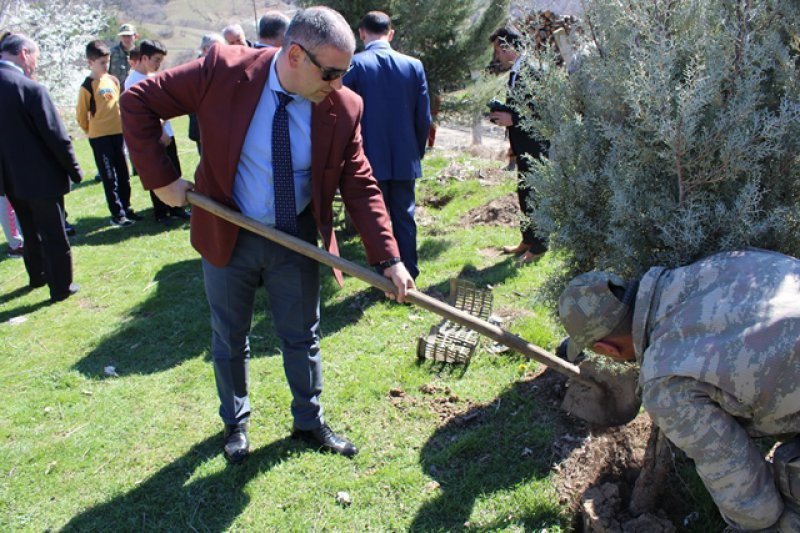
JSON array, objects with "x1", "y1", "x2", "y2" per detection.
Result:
[{"x1": 375, "y1": 257, "x2": 402, "y2": 271}]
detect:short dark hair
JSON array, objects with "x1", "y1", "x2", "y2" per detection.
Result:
[
  {"x1": 129, "y1": 47, "x2": 141, "y2": 61},
  {"x1": 0, "y1": 33, "x2": 36, "y2": 56},
  {"x1": 86, "y1": 40, "x2": 110, "y2": 60},
  {"x1": 138, "y1": 39, "x2": 167, "y2": 58},
  {"x1": 489, "y1": 26, "x2": 522, "y2": 51},
  {"x1": 359, "y1": 11, "x2": 392, "y2": 36},
  {"x1": 259, "y1": 12, "x2": 289, "y2": 39},
  {"x1": 284, "y1": 6, "x2": 355, "y2": 54}
]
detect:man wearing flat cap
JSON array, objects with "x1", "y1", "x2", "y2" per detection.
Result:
[
  {"x1": 109, "y1": 23, "x2": 137, "y2": 86},
  {"x1": 558, "y1": 249, "x2": 800, "y2": 532}
]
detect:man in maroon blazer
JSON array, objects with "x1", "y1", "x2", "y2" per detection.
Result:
[{"x1": 121, "y1": 6, "x2": 414, "y2": 463}]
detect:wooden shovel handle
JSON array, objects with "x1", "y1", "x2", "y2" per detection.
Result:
[{"x1": 187, "y1": 191, "x2": 590, "y2": 384}]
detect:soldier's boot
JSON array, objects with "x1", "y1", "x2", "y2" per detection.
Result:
[{"x1": 773, "y1": 436, "x2": 800, "y2": 532}]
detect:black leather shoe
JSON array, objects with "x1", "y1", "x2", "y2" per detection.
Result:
[
  {"x1": 291, "y1": 423, "x2": 358, "y2": 458},
  {"x1": 50, "y1": 283, "x2": 79, "y2": 303},
  {"x1": 29, "y1": 277, "x2": 47, "y2": 289},
  {"x1": 223, "y1": 423, "x2": 250, "y2": 464}
]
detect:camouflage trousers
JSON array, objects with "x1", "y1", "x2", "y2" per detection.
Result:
[
  {"x1": 772, "y1": 437, "x2": 800, "y2": 532},
  {"x1": 725, "y1": 436, "x2": 800, "y2": 532}
]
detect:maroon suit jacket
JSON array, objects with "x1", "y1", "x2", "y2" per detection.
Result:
[{"x1": 120, "y1": 45, "x2": 399, "y2": 284}]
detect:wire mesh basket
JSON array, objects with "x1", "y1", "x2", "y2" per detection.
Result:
[{"x1": 417, "y1": 279, "x2": 493, "y2": 365}]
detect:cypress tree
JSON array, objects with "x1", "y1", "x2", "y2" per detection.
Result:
[{"x1": 515, "y1": 0, "x2": 800, "y2": 287}]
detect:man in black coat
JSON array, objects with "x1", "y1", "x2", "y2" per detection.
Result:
[
  {"x1": 487, "y1": 26, "x2": 548, "y2": 264},
  {"x1": 0, "y1": 34, "x2": 82, "y2": 301}
]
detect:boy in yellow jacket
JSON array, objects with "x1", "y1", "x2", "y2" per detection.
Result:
[{"x1": 76, "y1": 40, "x2": 140, "y2": 227}]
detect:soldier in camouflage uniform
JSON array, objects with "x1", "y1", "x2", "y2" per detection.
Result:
[
  {"x1": 109, "y1": 23, "x2": 136, "y2": 87},
  {"x1": 558, "y1": 249, "x2": 800, "y2": 531}
]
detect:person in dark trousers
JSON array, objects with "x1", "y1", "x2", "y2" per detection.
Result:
[
  {"x1": 487, "y1": 26, "x2": 549, "y2": 264},
  {"x1": 121, "y1": 7, "x2": 415, "y2": 464},
  {"x1": 123, "y1": 39, "x2": 189, "y2": 223},
  {"x1": 343, "y1": 11, "x2": 431, "y2": 279},
  {"x1": 76, "y1": 40, "x2": 139, "y2": 227},
  {"x1": 0, "y1": 34, "x2": 81, "y2": 302}
]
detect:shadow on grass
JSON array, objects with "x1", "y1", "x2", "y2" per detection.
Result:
[
  {"x1": 68, "y1": 213, "x2": 189, "y2": 248},
  {"x1": 0, "y1": 295, "x2": 52, "y2": 323},
  {"x1": 63, "y1": 434, "x2": 294, "y2": 531},
  {"x1": 72, "y1": 254, "x2": 386, "y2": 378},
  {"x1": 73, "y1": 258, "x2": 207, "y2": 377},
  {"x1": 423, "y1": 255, "x2": 519, "y2": 304},
  {"x1": 411, "y1": 373, "x2": 571, "y2": 531},
  {"x1": 417, "y1": 237, "x2": 451, "y2": 263},
  {"x1": 71, "y1": 227, "x2": 473, "y2": 378}
]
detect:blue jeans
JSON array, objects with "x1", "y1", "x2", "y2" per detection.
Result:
[{"x1": 201, "y1": 209, "x2": 324, "y2": 429}]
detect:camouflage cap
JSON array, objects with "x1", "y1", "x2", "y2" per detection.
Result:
[
  {"x1": 558, "y1": 271, "x2": 630, "y2": 361},
  {"x1": 118, "y1": 24, "x2": 136, "y2": 36}
]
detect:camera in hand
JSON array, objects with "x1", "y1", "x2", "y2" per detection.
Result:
[{"x1": 487, "y1": 98, "x2": 514, "y2": 114}]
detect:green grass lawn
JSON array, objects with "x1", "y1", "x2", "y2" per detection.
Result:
[{"x1": 0, "y1": 117, "x2": 716, "y2": 531}]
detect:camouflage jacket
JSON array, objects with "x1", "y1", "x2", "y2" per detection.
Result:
[
  {"x1": 109, "y1": 42, "x2": 131, "y2": 86},
  {"x1": 632, "y1": 249, "x2": 800, "y2": 530}
]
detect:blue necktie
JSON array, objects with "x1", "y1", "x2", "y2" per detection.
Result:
[{"x1": 272, "y1": 91, "x2": 297, "y2": 235}]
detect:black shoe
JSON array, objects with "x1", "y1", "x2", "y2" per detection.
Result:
[
  {"x1": 125, "y1": 209, "x2": 143, "y2": 221},
  {"x1": 169, "y1": 208, "x2": 190, "y2": 220},
  {"x1": 51, "y1": 283, "x2": 79, "y2": 303},
  {"x1": 223, "y1": 423, "x2": 250, "y2": 464},
  {"x1": 110, "y1": 215, "x2": 134, "y2": 228},
  {"x1": 291, "y1": 423, "x2": 358, "y2": 458},
  {"x1": 29, "y1": 276, "x2": 47, "y2": 289}
]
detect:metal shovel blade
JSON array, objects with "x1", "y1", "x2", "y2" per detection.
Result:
[{"x1": 560, "y1": 358, "x2": 642, "y2": 427}]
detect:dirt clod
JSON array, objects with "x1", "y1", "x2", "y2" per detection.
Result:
[
  {"x1": 459, "y1": 193, "x2": 520, "y2": 228},
  {"x1": 581, "y1": 482, "x2": 676, "y2": 532}
]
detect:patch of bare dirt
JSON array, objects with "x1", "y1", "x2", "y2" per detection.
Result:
[
  {"x1": 477, "y1": 247, "x2": 503, "y2": 259},
  {"x1": 553, "y1": 414, "x2": 651, "y2": 510},
  {"x1": 475, "y1": 167, "x2": 516, "y2": 185},
  {"x1": 544, "y1": 373, "x2": 680, "y2": 532},
  {"x1": 396, "y1": 366, "x2": 684, "y2": 530},
  {"x1": 460, "y1": 193, "x2": 520, "y2": 228},
  {"x1": 491, "y1": 306, "x2": 534, "y2": 324},
  {"x1": 414, "y1": 205, "x2": 437, "y2": 229},
  {"x1": 389, "y1": 383, "x2": 479, "y2": 425}
]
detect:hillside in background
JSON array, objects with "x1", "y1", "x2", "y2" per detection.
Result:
[
  {"x1": 110, "y1": 0, "x2": 580, "y2": 67},
  {"x1": 109, "y1": 0, "x2": 293, "y2": 66}
]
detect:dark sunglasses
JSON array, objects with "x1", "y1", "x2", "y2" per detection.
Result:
[{"x1": 294, "y1": 42, "x2": 352, "y2": 81}]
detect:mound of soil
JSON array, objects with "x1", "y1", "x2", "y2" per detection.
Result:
[{"x1": 460, "y1": 193, "x2": 520, "y2": 228}]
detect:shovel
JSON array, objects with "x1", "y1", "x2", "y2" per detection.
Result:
[{"x1": 186, "y1": 191, "x2": 641, "y2": 427}]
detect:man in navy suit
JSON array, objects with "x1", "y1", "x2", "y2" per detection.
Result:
[
  {"x1": 344, "y1": 11, "x2": 431, "y2": 279},
  {"x1": 0, "y1": 34, "x2": 82, "y2": 302}
]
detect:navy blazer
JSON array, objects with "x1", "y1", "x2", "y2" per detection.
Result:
[
  {"x1": 343, "y1": 41, "x2": 431, "y2": 181},
  {"x1": 0, "y1": 62, "x2": 82, "y2": 198}
]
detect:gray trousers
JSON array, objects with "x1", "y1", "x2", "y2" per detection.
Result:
[{"x1": 201, "y1": 209, "x2": 324, "y2": 429}]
